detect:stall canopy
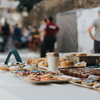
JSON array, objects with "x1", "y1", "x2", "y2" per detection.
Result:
[
  {"x1": 56, "y1": 9, "x2": 82, "y2": 53},
  {"x1": 57, "y1": 7, "x2": 100, "y2": 53},
  {"x1": 56, "y1": 10, "x2": 78, "y2": 52}
]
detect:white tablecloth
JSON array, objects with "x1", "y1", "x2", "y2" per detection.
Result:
[{"x1": 0, "y1": 71, "x2": 100, "y2": 100}]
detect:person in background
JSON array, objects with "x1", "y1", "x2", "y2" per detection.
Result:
[
  {"x1": 88, "y1": 10, "x2": 100, "y2": 53},
  {"x1": 21, "y1": 26, "x2": 30, "y2": 47},
  {"x1": 43, "y1": 16, "x2": 60, "y2": 57},
  {"x1": 39, "y1": 19, "x2": 47, "y2": 57},
  {"x1": 12, "y1": 24, "x2": 22, "y2": 48},
  {"x1": 1, "y1": 21, "x2": 10, "y2": 52},
  {"x1": 29, "y1": 26, "x2": 40, "y2": 50}
]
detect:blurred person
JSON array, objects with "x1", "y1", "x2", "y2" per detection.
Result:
[
  {"x1": 1, "y1": 21, "x2": 10, "y2": 52},
  {"x1": 39, "y1": 19, "x2": 47, "y2": 57},
  {"x1": 10, "y1": 25, "x2": 15, "y2": 35},
  {"x1": 0, "y1": 26, "x2": 2, "y2": 34},
  {"x1": 21, "y1": 26, "x2": 30, "y2": 47},
  {"x1": 13, "y1": 24, "x2": 22, "y2": 48},
  {"x1": 88, "y1": 10, "x2": 100, "y2": 53},
  {"x1": 43, "y1": 16, "x2": 60, "y2": 57},
  {"x1": 29, "y1": 26, "x2": 40, "y2": 49}
]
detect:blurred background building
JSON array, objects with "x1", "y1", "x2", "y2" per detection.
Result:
[{"x1": 0, "y1": 0, "x2": 100, "y2": 62}]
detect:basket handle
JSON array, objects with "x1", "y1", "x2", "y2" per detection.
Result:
[{"x1": 4, "y1": 49, "x2": 22, "y2": 65}]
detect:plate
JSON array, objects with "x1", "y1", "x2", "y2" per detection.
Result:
[
  {"x1": 25, "y1": 75, "x2": 70, "y2": 84},
  {"x1": 69, "y1": 81, "x2": 93, "y2": 89}
]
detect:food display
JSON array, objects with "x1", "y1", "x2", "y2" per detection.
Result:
[
  {"x1": 0, "y1": 64, "x2": 9, "y2": 71},
  {"x1": 64, "y1": 53, "x2": 100, "y2": 66},
  {"x1": 1, "y1": 51, "x2": 100, "y2": 90},
  {"x1": 27, "y1": 58, "x2": 48, "y2": 67},
  {"x1": 25, "y1": 72, "x2": 71, "y2": 83},
  {"x1": 60, "y1": 68, "x2": 100, "y2": 78}
]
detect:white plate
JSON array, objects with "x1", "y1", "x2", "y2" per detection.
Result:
[
  {"x1": 69, "y1": 81, "x2": 93, "y2": 89},
  {"x1": 25, "y1": 75, "x2": 70, "y2": 84}
]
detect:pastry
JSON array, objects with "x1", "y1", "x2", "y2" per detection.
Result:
[
  {"x1": 66, "y1": 60, "x2": 74, "y2": 67},
  {"x1": 38, "y1": 58, "x2": 47, "y2": 61},
  {"x1": 58, "y1": 77, "x2": 71, "y2": 81},
  {"x1": 27, "y1": 58, "x2": 33, "y2": 64},
  {"x1": 60, "y1": 61, "x2": 67, "y2": 66},
  {"x1": 59, "y1": 58, "x2": 66, "y2": 62},
  {"x1": 81, "y1": 79, "x2": 97, "y2": 86},
  {"x1": 74, "y1": 61, "x2": 86, "y2": 67},
  {"x1": 39, "y1": 73, "x2": 52, "y2": 79},
  {"x1": 60, "y1": 68, "x2": 100, "y2": 78},
  {"x1": 71, "y1": 79, "x2": 83, "y2": 83},
  {"x1": 69, "y1": 53, "x2": 77, "y2": 56},
  {"x1": 76, "y1": 53, "x2": 87, "y2": 56},
  {"x1": 44, "y1": 61, "x2": 48, "y2": 67},
  {"x1": 23, "y1": 64, "x2": 37, "y2": 71},
  {"x1": 9, "y1": 66, "x2": 22, "y2": 71},
  {"x1": 38, "y1": 61, "x2": 44, "y2": 66},
  {"x1": 0, "y1": 64, "x2": 9, "y2": 71},
  {"x1": 93, "y1": 83, "x2": 100, "y2": 90},
  {"x1": 25, "y1": 73, "x2": 39, "y2": 81},
  {"x1": 38, "y1": 61, "x2": 48, "y2": 67},
  {"x1": 41, "y1": 77, "x2": 58, "y2": 81},
  {"x1": 60, "y1": 60, "x2": 74, "y2": 67},
  {"x1": 88, "y1": 75, "x2": 100, "y2": 81},
  {"x1": 31, "y1": 59, "x2": 41, "y2": 66},
  {"x1": 9, "y1": 62, "x2": 25, "y2": 72}
]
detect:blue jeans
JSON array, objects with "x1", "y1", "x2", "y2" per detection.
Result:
[{"x1": 94, "y1": 40, "x2": 100, "y2": 53}]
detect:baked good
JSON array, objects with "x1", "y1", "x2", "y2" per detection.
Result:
[
  {"x1": 66, "y1": 60, "x2": 74, "y2": 67},
  {"x1": 60, "y1": 61, "x2": 67, "y2": 66},
  {"x1": 23, "y1": 64, "x2": 37, "y2": 71},
  {"x1": 9, "y1": 66, "x2": 22, "y2": 71},
  {"x1": 38, "y1": 58, "x2": 47, "y2": 61},
  {"x1": 74, "y1": 61, "x2": 86, "y2": 67},
  {"x1": 88, "y1": 75, "x2": 100, "y2": 81},
  {"x1": 59, "y1": 58, "x2": 66, "y2": 62},
  {"x1": 39, "y1": 73, "x2": 52, "y2": 79},
  {"x1": 44, "y1": 61, "x2": 48, "y2": 67},
  {"x1": 0, "y1": 64, "x2": 9, "y2": 71},
  {"x1": 60, "y1": 60, "x2": 74, "y2": 67},
  {"x1": 25, "y1": 73, "x2": 39, "y2": 81},
  {"x1": 69, "y1": 53, "x2": 77, "y2": 56},
  {"x1": 9, "y1": 62, "x2": 25, "y2": 72},
  {"x1": 38, "y1": 61, "x2": 44, "y2": 66},
  {"x1": 27, "y1": 58, "x2": 33, "y2": 64},
  {"x1": 81, "y1": 79, "x2": 97, "y2": 86},
  {"x1": 60, "y1": 68, "x2": 100, "y2": 78},
  {"x1": 76, "y1": 53, "x2": 87, "y2": 56},
  {"x1": 41, "y1": 77, "x2": 58, "y2": 81},
  {"x1": 58, "y1": 77, "x2": 71, "y2": 81},
  {"x1": 93, "y1": 83, "x2": 100, "y2": 90},
  {"x1": 71, "y1": 79, "x2": 83, "y2": 83},
  {"x1": 38, "y1": 61, "x2": 48, "y2": 67}
]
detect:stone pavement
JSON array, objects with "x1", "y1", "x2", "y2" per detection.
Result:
[{"x1": 0, "y1": 49, "x2": 40, "y2": 63}]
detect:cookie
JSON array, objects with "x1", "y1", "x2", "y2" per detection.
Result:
[
  {"x1": 71, "y1": 79, "x2": 83, "y2": 83},
  {"x1": 0, "y1": 64, "x2": 9, "y2": 71},
  {"x1": 81, "y1": 79, "x2": 97, "y2": 86},
  {"x1": 93, "y1": 83, "x2": 100, "y2": 90}
]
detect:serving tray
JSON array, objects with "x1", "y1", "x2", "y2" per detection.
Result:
[
  {"x1": 24, "y1": 75, "x2": 70, "y2": 84},
  {"x1": 69, "y1": 81, "x2": 92, "y2": 89}
]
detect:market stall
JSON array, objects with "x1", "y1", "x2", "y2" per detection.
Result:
[{"x1": 0, "y1": 50, "x2": 100, "y2": 100}]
